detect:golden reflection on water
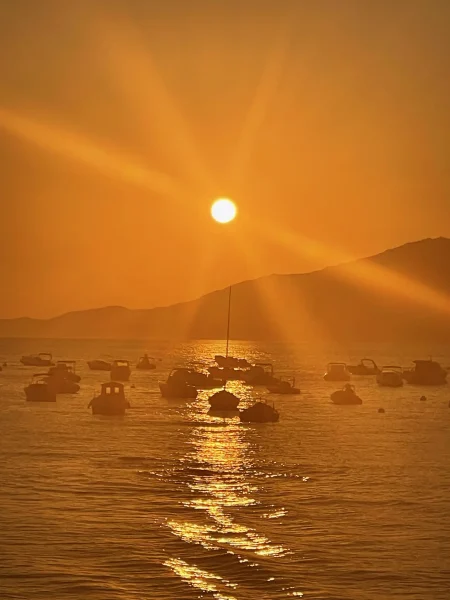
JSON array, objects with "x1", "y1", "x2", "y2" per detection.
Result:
[
  {"x1": 164, "y1": 342, "x2": 295, "y2": 595},
  {"x1": 167, "y1": 417, "x2": 288, "y2": 558},
  {"x1": 164, "y1": 558, "x2": 237, "y2": 600}
]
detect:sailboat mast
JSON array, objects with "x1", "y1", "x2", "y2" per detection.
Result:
[{"x1": 225, "y1": 285, "x2": 232, "y2": 358}]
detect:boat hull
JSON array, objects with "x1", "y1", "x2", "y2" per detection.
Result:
[
  {"x1": 88, "y1": 360, "x2": 112, "y2": 371},
  {"x1": 110, "y1": 366, "x2": 131, "y2": 381},
  {"x1": 239, "y1": 402, "x2": 279, "y2": 423},
  {"x1": 25, "y1": 385, "x2": 56, "y2": 403},
  {"x1": 331, "y1": 391, "x2": 362, "y2": 405},
  {"x1": 159, "y1": 382, "x2": 197, "y2": 399},
  {"x1": 90, "y1": 396, "x2": 129, "y2": 416}
]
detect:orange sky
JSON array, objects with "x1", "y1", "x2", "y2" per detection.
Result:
[{"x1": 0, "y1": 0, "x2": 449, "y2": 318}]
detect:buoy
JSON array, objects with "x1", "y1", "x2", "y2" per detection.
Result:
[
  {"x1": 378, "y1": 408, "x2": 385, "y2": 414},
  {"x1": 420, "y1": 395, "x2": 426, "y2": 401},
  {"x1": 131, "y1": 384, "x2": 136, "y2": 389}
]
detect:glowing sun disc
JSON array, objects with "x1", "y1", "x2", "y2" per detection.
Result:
[{"x1": 211, "y1": 198, "x2": 237, "y2": 223}]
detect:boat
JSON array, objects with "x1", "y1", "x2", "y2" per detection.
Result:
[
  {"x1": 331, "y1": 384, "x2": 362, "y2": 405},
  {"x1": 376, "y1": 366, "x2": 403, "y2": 387},
  {"x1": 24, "y1": 374, "x2": 57, "y2": 402},
  {"x1": 267, "y1": 376, "x2": 300, "y2": 394},
  {"x1": 20, "y1": 353, "x2": 54, "y2": 367},
  {"x1": 207, "y1": 286, "x2": 244, "y2": 408},
  {"x1": 210, "y1": 286, "x2": 248, "y2": 386},
  {"x1": 159, "y1": 370, "x2": 198, "y2": 399},
  {"x1": 208, "y1": 389, "x2": 240, "y2": 411},
  {"x1": 208, "y1": 365, "x2": 246, "y2": 380},
  {"x1": 403, "y1": 359, "x2": 447, "y2": 385},
  {"x1": 348, "y1": 358, "x2": 380, "y2": 376},
  {"x1": 88, "y1": 382, "x2": 130, "y2": 415},
  {"x1": 45, "y1": 373, "x2": 80, "y2": 394},
  {"x1": 214, "y1": 355, "x2": 251, "y2": 369},
  {"x1": 48, "y1": 360, "x2": 81, "y2": 383},
  {"x1": 110, "y1": 360, "x2": 131, "y2": 381},
  {"x1": 87, "y1": 359, "x2": 112, "y2": 371},
  {"x1": 324, "y1": 362, "x2": 351, "y2": 381},
  {"x1": 136, "y1": 354, "x2": 156, "y2": 370},
  {"x1": 239, "y1": 401, "x2": 280, "y2": 423},
  {"x1": 242, "y1": 363, "x2": 278, "y2": 386},
  {"x1": 169, "y1": 368, "x2": 223, "y2": 389}
]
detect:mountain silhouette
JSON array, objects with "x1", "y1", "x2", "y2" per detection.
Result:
[{"x1": 1, "y1": 237, "x2": 449, "y2": 341}]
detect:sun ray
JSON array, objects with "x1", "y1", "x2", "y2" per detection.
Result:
[
  {"x1": 0, "y1": 106, "x2": 181, "y2": 198},
  {"x1": 92, "y1": 13, "x2": 217, "y2": 197},
  {"x1": 229, "y1": 12, "x2": 294, "y2": 186},
  {"x1": 253, "y1": 219, "x2": 450, "y2": 319}
]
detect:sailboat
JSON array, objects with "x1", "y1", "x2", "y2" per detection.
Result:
[{"x1": 208, "y1": 286, "x2": 242, "y2": 411}]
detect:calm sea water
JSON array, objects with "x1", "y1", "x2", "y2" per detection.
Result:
[{"x1": 1, "y1": 338, "x2": 450, "y2": 600}]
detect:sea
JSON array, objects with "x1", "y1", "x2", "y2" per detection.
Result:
[{"x1": 1, "y1": 338, "x2": 450, "y2": 600}]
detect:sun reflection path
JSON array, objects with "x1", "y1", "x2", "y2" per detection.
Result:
[{"x1": 165, "y1": 419, "x2": 290, "y2": 569}]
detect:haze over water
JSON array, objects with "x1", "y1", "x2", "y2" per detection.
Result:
[{"x1": 1, "y1": 338, "x2": 450, "y2": 599}]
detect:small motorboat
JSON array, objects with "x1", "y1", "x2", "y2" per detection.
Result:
[
  {"x1": 324, "y1": 362, "x2": 351, "y2": 382},
  {"x1": 215, "y1": 355, "x2": 251, "y2": 369},
  {"x1": 159, "y1": 370, "x2": 198, "y2": 399},
  {"x1": 239, "y1": 401, "x2": 279, "y2": 423},
  {"x1": 170, "y1": 368, "x2": 223, "y2": 389},
  {"x1": 208, "y1": 389, "x2": 240, "y2": 411},
  {"x1": 348, "y1": 358, "x2": 380, "y2": 376},
  {"x1": 376, "y1": 366, "x2": 403, "y2": 387},
  {"x1": 331, "y1": 384, "x2": 362, "y2": 405},
  {"x1": 88, "y1": 382, "x2": 130, "y2": 415},
  {"x1": 110, "y1": 360, "x2": 131, "y2": 381},
  {"x1": 242, "y1": 363, "x2": 278, "y2": 386},
  {"x1": 21, "y1": 353, "x2": 54, "y2": 367},
  {"x1": 45, "y1": 373, "x2": 80, "y2": 394},
  {"x1": 267, "y1": 376, "x2": 300, "y2": 395},
  {"x1": 24, "y1": 374, "x2": 57, "y2": 402},
  {"x1": 136, "y1": 354, "x2": 156, "y2": 370},
  {"x1": 208, "y1": 365, "x2": 247, "y2": 380},
  {"x1": 403, "y1": 360, "x2": 447, "y2": 385},
  {"x1": 87, "y1": 359, "x2": 112, "y2": 371},
  {"x1": 48, "y1": 360, "x2": 81, "y2": 383}
]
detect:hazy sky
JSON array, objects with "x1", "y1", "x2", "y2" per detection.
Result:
[{"x1": 1, "y1": 0, "x2": 449, "y2": 318}]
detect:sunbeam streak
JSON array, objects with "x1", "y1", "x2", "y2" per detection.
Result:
[{"x1": 0, "y1": 107, "x2": 182, "y2": 198}]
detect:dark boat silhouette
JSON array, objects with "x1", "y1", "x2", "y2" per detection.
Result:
[
  {"x1": 87, "y1": 359, "x2": 112, "y2": 371},
  {"x1": 24, "y1": 374, "x2": 56, "y2": 402},
  {"x1": 242, "y1": 363, "x2": 277, "y2": 386},
  {"x1": 208, "y1": 389, "x2": 240, "y2": 411},
  {"x1": 267, "y1": 376, "x2": 300, "y2": 395},
  {"x1": 214, "y1": 355, "x2": 251, "y2": 369},
  {"x1": 110, "y1": 360, "x2": 131, "y2": 381},
  {"x1": 45, "y1": 372, "x2": 80, "y2": 394},
  {"x1": 89, "y1": 382, "x2": 130, "y2": 415},
  {"x1": 324, "y1": 362, "x2": 351, "y2": 381},
  {"x1": 403, "y1": 360, "x2": 447, "y2": 385},
  {"x1": 136, "y1": 354, "x2": 156, "y2": 370},
  {"x1": 331, "y1": 384, "x2": 362, "y2": 405},
  {"x1": 159, "y1": 370, "x2": 198, "y2": 399},
  {"x1": 239, "y1": 401, "x2": 279, "y2": 423},
  {"x1": 48, "y1": 360, "x2": 81, "y2": 383},
  {"x1": 21, "y1": 353, "x2": 54, "y2": 367},
  {"x1": 169, "y1": 367, "x2": 223, "y2": 389},
  {"x1": 348, "y1": 358, "x2": 379, "y2": 376},
  {"x1": 376, "y1": 366, "x2": 403, "y2": 387}
]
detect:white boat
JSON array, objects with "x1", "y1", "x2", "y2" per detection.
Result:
[
  {"x1": 324, "y1": 362, "x2": 351, "y2": 381},
  {"x1": 376, "y1": 366, "x2": 404, "y2": 387},
  {"x1": 21, "y1": 353, "x2": 54, "y2": 367}
]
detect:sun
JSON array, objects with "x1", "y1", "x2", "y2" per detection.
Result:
[{"x1": 211, "y1": 198, "x2": 237, "y2": 223}]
